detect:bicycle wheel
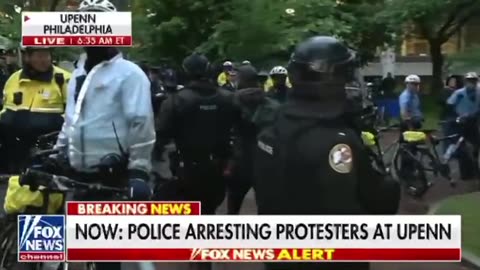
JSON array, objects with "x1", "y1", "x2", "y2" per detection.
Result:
[
  {"x1": 0, "y1": 222, "x2": 17, "y2": 270},
  {"x1": 393, "y1": 146, "x2": 431, "y2": 198},
  {"x1": 0, "y1": 221, "x2": 42, "y2": 270}
]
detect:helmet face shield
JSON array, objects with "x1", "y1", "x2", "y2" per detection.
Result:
[{"x1": 288, "y1": 59, "x2": 355, "y2": 85}]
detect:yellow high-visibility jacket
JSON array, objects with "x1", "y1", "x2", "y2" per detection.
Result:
[
  {"x1": 217, "y1": 72, "x2": 228, "y2": 86},
  {"x1": 264, "y1": 76, "x2": 291, "y2": 91},
  {"x1": 0, "y1": 66, "x2": 71, "y2": 131}
]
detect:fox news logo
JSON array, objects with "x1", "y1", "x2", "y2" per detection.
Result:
[{"x1": 18, "y1": 215, "x2": 65, "y2": 262}]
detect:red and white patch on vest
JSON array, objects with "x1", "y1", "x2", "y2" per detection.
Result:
[{"x1": 329, "y1": 144, "x2": 353, "y2": 173}]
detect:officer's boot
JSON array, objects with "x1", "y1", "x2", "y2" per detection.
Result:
[{"x1": 458, "y1": 147, "x2": 475, "y2": 180}]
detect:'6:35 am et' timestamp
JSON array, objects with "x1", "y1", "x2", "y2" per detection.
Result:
[{"x1": 22, "y1": 36, "x2": 132, "y2": 46}]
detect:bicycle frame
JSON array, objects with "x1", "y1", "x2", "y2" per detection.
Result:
[
  {"x1": 372, "y1": 134, "x2": 400, "y2": 173},
  {"x1": 2, "y1": 172, "x2": 126, "y2": 270},
  {"x1": 397, "y1": 134, "x2": 461, "y2": 182}
]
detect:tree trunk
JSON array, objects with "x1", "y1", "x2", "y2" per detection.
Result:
[{"x1": 429, "y1": 39, "x2": 444, "y2": 93}]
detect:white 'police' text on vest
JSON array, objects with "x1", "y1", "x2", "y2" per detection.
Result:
[
  {"x1": 199, "y1": 105, "x2": 217, "y2": 110},
  {"x1": 258, "y1": 140, "x2": 273, "y2": 155}
]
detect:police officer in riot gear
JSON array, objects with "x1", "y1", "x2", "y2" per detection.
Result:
[
  {"x1": 154, "y1": 53, "x2": 239, "y2": 217},
  {"x1": 253, "y1": 36, "x2": 401, "y2": 270},
  {"x1": 227, "y1": 64, "x2": 279, "y2": 214}
]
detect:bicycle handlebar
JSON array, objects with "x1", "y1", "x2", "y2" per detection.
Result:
[
  {"x1": 0, "y1": 174, "x2": 12, "y2": 183},
  {"x1": 37, "y1": 131, "x2": 59, "y2": 142},
  {"x1": 21, "y1": 169, "x2": 128, "y2": 194},
  {"x1": 31, "y1": 148, "x2": 59, "y2": 158},
  {"x1": 439, "y1": 115, "x2": 477, "y2": 125},
  {"x1": 438, "y1": 119, "x2": 459, "y2": 125},
  {"x1": 377, "y1": 123, "x2": 400, "y2": 133}
]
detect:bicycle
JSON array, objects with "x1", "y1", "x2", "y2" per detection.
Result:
[
  {"x1": 0, "y1": 131, "x2": 60, "y2": 174},
  {"x1": 389, "y1": 121, "x2": 468, "y2": 199},
  {"x1": 361, "y1": 123, "x2": 448, "y2": 198},
  {"x1": 430, "y1": 118, "x2": 480, "y2": 180},
  {"x1": 0, "y1": 168, "x2": 128, "y2": 270},
  {"x1": 361, "y1": 123, "x2": 401, "y2": 175}
]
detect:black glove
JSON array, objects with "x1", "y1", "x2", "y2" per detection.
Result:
[
  {"x1": 19, "y1": 171, "x2": 40, "y2": 192},
  {"x1": 43, "y1": 153, "x2": 70, "y2": 175},
  {"x1": 128, "y1": 169, "x2": 152, "y2": 200}
]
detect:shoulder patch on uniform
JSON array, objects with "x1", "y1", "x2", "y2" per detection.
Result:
[{"x1": 329, "y1": 144, "x2": 353, "y2": 174}]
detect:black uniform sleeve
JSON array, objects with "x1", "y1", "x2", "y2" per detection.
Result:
[
  {"x1": 154, "y1": 94, "x2": 177, "y2": 155},
  {"x1": 355, "y1": 139, "x2": 401, "y2": 214}
]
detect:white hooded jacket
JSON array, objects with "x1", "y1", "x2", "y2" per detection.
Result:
[{"x1": 55, "y1": 53, "x2": 155, "y2": 173}]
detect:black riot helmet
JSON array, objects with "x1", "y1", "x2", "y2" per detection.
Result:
[
  {"x1": 162, "y1": 68, "x2": 178, "y2": 88},
  {"x1": 287, "y1": 36, "x2": 357, "y2": 101},
  {"x1": 237, "y1": 64, "x2": 259, "y2": 89},
  {"x1": 182, "y1": 52, "x2": 210, "y2": 80}
]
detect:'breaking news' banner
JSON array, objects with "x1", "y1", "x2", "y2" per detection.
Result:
[
  {"x1": 18, "y1": 202, "x2": 461, "y2": 262},
  {"x1": 21, "y1": 12, "x2": 132, "y2": 47}
]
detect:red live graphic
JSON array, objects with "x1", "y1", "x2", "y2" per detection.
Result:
[{"x1": 22, "y1": 36, "x2": 132, "y2": 46}]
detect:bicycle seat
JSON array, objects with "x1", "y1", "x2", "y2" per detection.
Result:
[
  {"x1": 431, "y1": 133, "x2": 460, "y2": 141},
  {"x1": 402, "y1": 131, "x2": 427, "y2": 143},
  {"x1": 419, "y1": 129, "x2": 437, "y2": 134}
]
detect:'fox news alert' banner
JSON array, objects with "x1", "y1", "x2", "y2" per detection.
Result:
[
  {"x1": 18, "y1": 202, "x2": 461, "y2": 262},
  {"x1": 21, "y1": 12, "x2": 131, "y2": 46}
]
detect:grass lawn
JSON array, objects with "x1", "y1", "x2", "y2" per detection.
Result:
[
  {"x1": 422, "y1": 95, "x2": 440, "y2": 130},
  {"x1": 435, "y1": 192, "x2": 480, "y2": 257}
]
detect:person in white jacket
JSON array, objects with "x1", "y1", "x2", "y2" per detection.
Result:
[
  {"x1": 54, "y1": 0, "x2": 155, "y2": 200},
  {"x1": 52, "y1": 3, "x2": 155, "y2": 269}
]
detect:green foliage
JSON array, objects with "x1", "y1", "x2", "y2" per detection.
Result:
[
  {"x1": 448, "y1": 46, "x2": 480, "y2": 73},
  {"x1": 382, "y1": 0, "x2": 480, "y2": 91},
  {"x1": 383, "y1": 0, "x2": 480, "y2": 41},
  {"x1": 144, "y1": 0, "x2": 229, "y2": 63},
  {"x1": 0, "y1": 5, "x2": 22, "y2": 43},
  {"x1": 198, "y1": 0, "x2": 290, "y2": 65},
  {"x1": 0, "y1": 0, "x2": 402, "y2": 67},
  {"x1": 197, "y1": 0, "x2": 394, "y2": 67},
  {"x1": 281, "y1": 0, "x2": 348, "y2": 48},
  {"x1": 0, "y1": 0, "x2": 66, "y2": 45},
  {"x1": 336, "y1": 0, "x2": 395, "y2": 64},
  {"x1": 124, "y1": 4, "x2": 152, "y2": 61}
]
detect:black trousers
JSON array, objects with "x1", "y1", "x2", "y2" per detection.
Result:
[
  {"x1": 72, "y1": 180, "x2": 127, "y2": 270},
  {"x1": 154, "y1": 159, "x2": 227, "y2": 270},
  {"x1": 0, "y1": 132, "x2": 36, "y2": 173},
  {"x1": 154, "y1": 159, "x2": 226, "y2": 214},
  {"x1": 454, "y1": 120, "x2": 480, "y2": 179},
  {"x1": 227, "y1": 159, "x2": 253, "y2": 215}
]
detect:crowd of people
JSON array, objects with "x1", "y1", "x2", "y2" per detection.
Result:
[
  {"x1": 137, "y1": 58, "x2": 293, "y2": 107},
  {"x1": 0, "y1": 0, "x2": 479, "y2": 270},
  {"x1": 397, "y1": 72, "x2": 480, "y2": 182}
]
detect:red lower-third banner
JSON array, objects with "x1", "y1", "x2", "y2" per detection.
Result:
[{"x1": 67, "y1": 248, "x2": 461, "y2": 262}]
